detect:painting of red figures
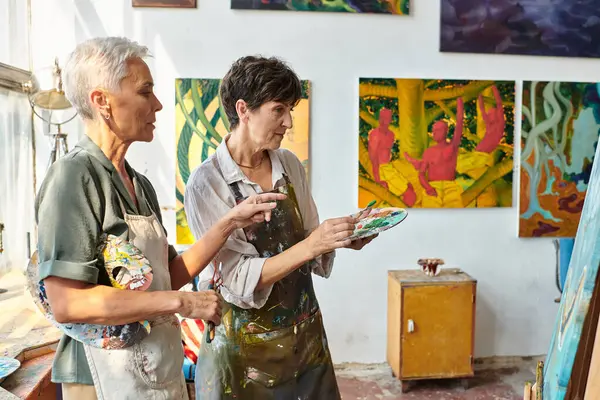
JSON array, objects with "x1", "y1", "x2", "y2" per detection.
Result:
[
  {"x1": 519, "y1": 81, "x2": 600, "y2": 237},
  {"x1": 358, "y1": 78, "x2": 515, "y2": 209}
]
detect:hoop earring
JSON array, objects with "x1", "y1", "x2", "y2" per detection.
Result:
[{"x1": 104, "y1": 114, "x2": 110, "y2": 120}]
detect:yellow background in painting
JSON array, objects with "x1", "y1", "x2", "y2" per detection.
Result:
[{"x1": 175, "y1": 79, "x2": 310, "y2": 245}]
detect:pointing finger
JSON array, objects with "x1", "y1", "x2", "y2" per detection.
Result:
[{"x1": 256, "y1": 192, "x2": 286, "y2": 203}]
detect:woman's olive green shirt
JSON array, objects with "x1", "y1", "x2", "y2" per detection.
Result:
[{"x1": 35, "y1": 135, "x2": 178, "y2": 385}]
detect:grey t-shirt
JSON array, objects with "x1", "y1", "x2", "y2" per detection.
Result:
[{"x1": 35, "y1": 135, "x2": 178, "y2": 385}]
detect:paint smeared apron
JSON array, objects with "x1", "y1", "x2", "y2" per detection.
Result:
[
  {"x1": 83, "y1": 191, "x2": 188, "y2": 400},
  {"x1": 195, "y1": 156, "x2": 341, "y2": 400}
]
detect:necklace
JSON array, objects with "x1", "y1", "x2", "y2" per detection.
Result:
[{"x1": 235, "y1": 152, "x2": 265, "y2": 169}]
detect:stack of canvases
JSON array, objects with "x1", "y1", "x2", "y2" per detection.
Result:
[{"x1": 147, "y1": 0, "x2": 600, "y2": 396}]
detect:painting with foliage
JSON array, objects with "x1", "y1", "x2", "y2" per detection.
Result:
[
  {"x1": 231, "y1": 0, "x2": 408, "y2": 14},
  {"x1": 175, "y1": 78, "x2": 311, "y2": 244},
  {"x1": 519, "y1": 82, "x2": 600, "y2": 238},
  {"x1": 358, "y1": 78, "x2": 515, "y2": 209},
  {"x1": 440, "y1": 0, "x2": 600, "y2": 58}
]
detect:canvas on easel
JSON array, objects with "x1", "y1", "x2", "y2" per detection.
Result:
[{"x1": 543, "y1": 139, "x2": 600, "y2": 399}]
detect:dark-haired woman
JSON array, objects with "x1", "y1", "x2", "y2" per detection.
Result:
[{"x1": 184, "y1": 56, "x2": 377, "y2": 399}]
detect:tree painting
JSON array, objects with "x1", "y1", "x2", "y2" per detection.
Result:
[
  {"x1": 175, "y1": 78, "x2": 311, "y2": 244},
  {"x1": 519, "y1": 82, "x2": 600, "y2": 238},
  {"x1": 358, "y1": 78, "x2": 515, "y2": 209},
  {"x1": 231, "y1": 0, "x2": 409, "y2": 14}
]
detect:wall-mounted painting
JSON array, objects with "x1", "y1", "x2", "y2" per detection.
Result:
[
  {"x1": 440, "y1": 0, "x2": 600, "y2": 58},
  {"x1": 519, "y1": 81, "x2": 600, "y2": 238},
  {"x1": 133, "y1": 0, "x2": 196, "y2": 7},
  {"x1": 358, "y1": 78, "x2": 515, "y2": 209},
  {"x1": 231, "y1": 0, "x2": 409, "y2": 15},
  {"x1": 175, "y1": 78, "x2": 311, "y2": 244}
]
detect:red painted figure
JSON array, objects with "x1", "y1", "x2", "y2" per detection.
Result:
[
  {"x1": 405, "y1": 97, "x2": 465, "y2": 198},
  {"x1": 368, "y1": 108, "x2": 395, "y2": 189},
  {"x1": 475, "y1": 84, "x2": 505, "y2": 153}
]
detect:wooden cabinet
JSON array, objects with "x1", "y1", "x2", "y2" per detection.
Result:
[{"x1": 387, "y1": 268, "x2": 477, "y2": 391}]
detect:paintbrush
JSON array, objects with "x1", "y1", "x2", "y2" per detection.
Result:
[
  {"x1": 353, "y1": 200, "x2": 376, "y2": 220},
  {"x1": 206, "y1": 262, "x2": 222, "y2": 344}
]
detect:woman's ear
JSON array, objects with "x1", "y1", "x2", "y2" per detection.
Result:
[
  {"x1": 235, "y1": 99, "x2": 249, "y2": 124},
  {"x1": 90, "y1": 88, "x2": 111, "y2": 119}
]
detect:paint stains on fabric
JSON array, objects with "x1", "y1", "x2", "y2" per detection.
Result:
[{"x1": 25, "y1": 234, "x2": 154, "y2": 349}]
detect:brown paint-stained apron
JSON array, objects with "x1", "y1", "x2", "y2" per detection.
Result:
[{"x1": 194, "y1": 157, "x2": 341, "y2": 400}]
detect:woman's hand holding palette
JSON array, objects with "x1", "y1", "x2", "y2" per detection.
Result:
[{"x1": 349, "y1": 206, "x2": 408, "y2": 240}]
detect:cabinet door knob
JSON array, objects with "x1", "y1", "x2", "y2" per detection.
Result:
[{"x1": 408, "y1": 319, "x2": 415, "y2": 333}]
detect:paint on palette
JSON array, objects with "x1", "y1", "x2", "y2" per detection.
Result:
[
  {"x1": 350, "y1": 207, "x2": 407, "y2": 240},
  {"x1": 543, "y1": 141, "x2": 600, "y2": 399},
  {"x1": 0, "y1": 357, "x2": 20, "y2": 382},
  {"x1": 230, "y1": 0, "x2": 409, "y2": 15},
  {"x1": 358, "y1": 78, "x2": 515, "y2": 209},
  {"x1": 175, "y1": 78, "x2": 311, "y2": 245},
  {"x1": 25, "y1": 234, "x2": 153, "y2": 349},
  {"x1": 440, "y1": 0, "x2": 600, "y2": 58},
  {"x1": 519, "y1": 81, "x2": 600, "y2": 238}
]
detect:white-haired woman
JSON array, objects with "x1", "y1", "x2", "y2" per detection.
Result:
[{"x1": 35, "y1": 36, "x2": 284, "y2": 400}]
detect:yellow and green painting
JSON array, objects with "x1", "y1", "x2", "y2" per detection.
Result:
[
  {"x1": 358, "y1": 78, "x2": 515, "y2": 209},
  {"x1": 175, "y1": 78, "x2": 311, "y2": 244}
]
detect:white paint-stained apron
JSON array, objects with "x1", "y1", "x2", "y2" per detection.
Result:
[{"x1": 83, "y1": 194, "x2": 188, "y2": 400}]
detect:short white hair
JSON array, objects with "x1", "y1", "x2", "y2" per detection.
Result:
[{"x1": 62, "y1": 37, "x2": 150, "y2": 120}]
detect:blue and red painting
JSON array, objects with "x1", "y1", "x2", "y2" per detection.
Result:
[{"x1": 440, "y1": 0, "x2": 600, "y2": 58}]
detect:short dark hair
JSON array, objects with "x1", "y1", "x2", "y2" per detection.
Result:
[{"x1": 220, "y1": 55, "x2": 302, "y2": 129}]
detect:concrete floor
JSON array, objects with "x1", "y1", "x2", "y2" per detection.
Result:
[{"x1": 335, "y1": 359, "x2": 539, "y2": 400}]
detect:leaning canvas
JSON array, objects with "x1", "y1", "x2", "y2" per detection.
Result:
[
  {"x1": 358, "y1": 78, "x2": 515, "y2": 209},
  {"x1": 175, "y1": 78, "x2": 311, "y2": 245},
  {"x1": 231, "y1": 0, "x2": 408, "y2": 14},
  {"x1": 543, "y1": 142, "x2": 600, "y2": 399},
  {"x1": 440, "y1": 0, "x2": 600, "y2": 58},
  {"x1": 519, "y1": 81, "x2": 600, "y2": 238}
]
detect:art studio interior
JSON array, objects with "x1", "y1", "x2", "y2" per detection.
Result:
[{"x1": 1, "y1": 1, "x2": 600, "y2": 399}]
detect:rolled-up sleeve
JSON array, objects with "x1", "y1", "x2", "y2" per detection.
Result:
[
  {"x1": 283, "y1": 151, "x2": 336, "y2": 278},
  {"x1": 35, "y1": 159, "x2": 102, "y2": 284},
  {"x1": 184, "y1": 170, "x2": 273, "y2": 309}
]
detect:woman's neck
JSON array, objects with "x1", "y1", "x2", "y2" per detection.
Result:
[
  {"x1": 86, "y1": 121, "x2": 130, "y2": 175},
  {"x1": 227, "y1": 128, "x2": 265, "y2": 168}
]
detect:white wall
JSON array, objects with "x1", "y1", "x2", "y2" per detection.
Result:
[{"x1": 27, "y1": 0, "x2": 600, "y2": 363}]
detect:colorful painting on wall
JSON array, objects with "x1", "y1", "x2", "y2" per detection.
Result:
[
  {"x1": 175, "y1": 78, "x2": 311, "y2": 244},
  {"x1": 519, "y1": 81, "x2": 600, "y2": 238},
  {"x1": 440, "y1": 0, "x2": 600, "y2": 58},
  {"x1": 132, "y1": 0, "x2": 196, "y2": 7},
  {"x1": 230, "y1": 0, "x2": 409, "y2": 15},
  {"x1": 358, "y1": 78, "x2": 515, "y2": 209},
  {"x1": 543, "y1": 142, "x2": 600, "y2": 399}
]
